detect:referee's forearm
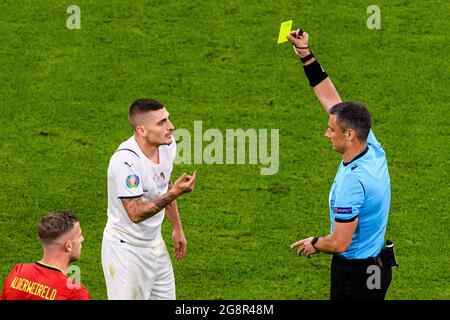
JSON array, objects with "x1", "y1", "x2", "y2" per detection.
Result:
[
  {"x1": 300, "y1": 53, "x2": 342, "y2": 113},
  {"x1": 312, "y1": 78, "x2": 342, "y2": 113},
  {"x1": 314, "y1": 235, "x2": 346, "y2": 254}
]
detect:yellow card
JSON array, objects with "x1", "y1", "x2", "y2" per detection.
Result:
[{"x1": 277, "y1": 20, "x2": 293, "y2": 43}]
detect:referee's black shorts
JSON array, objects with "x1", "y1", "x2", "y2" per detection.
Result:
[{"x1": 330, "y1": 253, "x2": 392, "y2": 300}]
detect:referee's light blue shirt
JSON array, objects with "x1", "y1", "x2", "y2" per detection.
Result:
[{"x1": 329, "y1": 130, "x2": 391, "y2": 259}]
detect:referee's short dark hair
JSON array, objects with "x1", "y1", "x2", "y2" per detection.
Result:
[
  {"x1": 128, "y1": 98, "x2": 165, "y2": 129},
  {"x1": 330, "y1": 101, "x2": 372, "y2": 141},
  {"x1": 38, "y1": 211, "x2": 78, "y2": 245}
]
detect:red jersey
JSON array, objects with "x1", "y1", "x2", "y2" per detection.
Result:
[{"x1": 0, "y1": 262, "x2": 90, "y2": 300}]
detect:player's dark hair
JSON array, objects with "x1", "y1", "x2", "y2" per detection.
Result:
[
  {"x1": 329, "y1": 101, "x2": 372, "y2": 141},
  {"x1": 38, "y1": 211, "x2": 78, "y2": 244},
  {"x1": 128, "y1": 98, "x2": 165, "y2": 129}
]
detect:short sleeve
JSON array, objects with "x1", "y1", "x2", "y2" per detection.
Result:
[
  {"x1": 109, "y1": 151, "x2": 143, "y2": 198},
  {"x1": 333, "y1": 174, "x2": 365, "y2": 223}
]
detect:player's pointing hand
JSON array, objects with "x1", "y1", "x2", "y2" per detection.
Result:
[{"x1": 173, "y1": 171, "x2": 197, "y2": 195}]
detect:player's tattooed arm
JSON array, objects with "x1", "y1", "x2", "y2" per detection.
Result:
[
  {"x1": 121, "y1": 171, "x2": 197, "y2": 224},
  {"x1": 121, "y1": 193, "x2": 176, "y2": 223}
]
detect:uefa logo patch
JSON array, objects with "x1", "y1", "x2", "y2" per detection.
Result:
[{"x1": 126, "y1": 174, "x2": 140, "y2": 189}]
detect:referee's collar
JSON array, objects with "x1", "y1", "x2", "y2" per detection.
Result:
[{"x1": 343, "y1": 145, "x2": 369, "y2": 167}]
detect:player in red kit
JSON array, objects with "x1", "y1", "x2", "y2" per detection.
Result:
[{"x1": 1, "y1": 211, "x2": 90, "y2": 300}]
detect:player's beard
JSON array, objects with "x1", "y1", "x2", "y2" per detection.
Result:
[
  {"x1": 146, "y1": 131, "x2": 173, "y2": 146},
  {"x1": 69, "y1": 248, "x2": 81, "y2": 263},
  {"x1": 161, "y1": 132, "x2": 174, "y2": 145}
]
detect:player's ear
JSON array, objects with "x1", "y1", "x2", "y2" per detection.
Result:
[
  {"x1": 64, "y1": 240, "x2": 72, "y2": 253},
  {"x1": 135, "y1": 125, "x2": 146, "y2": 137}
]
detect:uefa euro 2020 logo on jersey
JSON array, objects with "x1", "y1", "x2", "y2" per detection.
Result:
[{"x1": 126, "y1": 174, "x2": 140, "y2": 189}]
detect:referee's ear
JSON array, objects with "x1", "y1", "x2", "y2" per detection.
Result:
[{"x1": 346, "y1": 128, "x2": 357, "y2": 142}]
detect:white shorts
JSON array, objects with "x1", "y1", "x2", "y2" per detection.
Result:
[{"x1": 101, "y1": 230, "x2": 175, "y2": 300}]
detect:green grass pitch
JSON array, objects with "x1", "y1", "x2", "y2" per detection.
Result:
[{"x1": 0, "y1": 0, "x2": 448, "y2": 299}]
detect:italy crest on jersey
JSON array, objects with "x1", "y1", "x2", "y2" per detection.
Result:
[{"x1": 126, "y1": 174, "x2": 140, "y2": 189}]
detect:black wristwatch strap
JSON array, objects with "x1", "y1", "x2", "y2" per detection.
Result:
[
  {"x1": 301, "y1": 51, "x2": 314, "y2": 63},
  {"x1": 311, "y1": 236, "x2": 320, "y2": 251}
]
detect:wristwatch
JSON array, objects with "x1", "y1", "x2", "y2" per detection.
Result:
[{"x1": 311, "y1": 236, "x2": 320, "y2": 251}]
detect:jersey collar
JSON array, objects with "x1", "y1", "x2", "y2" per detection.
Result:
[
  {"x1": 343, "y1": 145, "x2": 369, "y2": 167},
  {"x1": 35, "y1": 261, "x2": 63, "y2": 273}
]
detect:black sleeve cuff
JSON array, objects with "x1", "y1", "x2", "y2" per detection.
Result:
[
  {"x1": 335, "y1": 215, "x2": 358, "y2": 223},
  {"x1": 118, "y1": 194, "x2": 143, "y2": 199}
]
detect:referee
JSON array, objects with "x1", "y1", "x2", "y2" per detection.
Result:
[{"x1": 288, "y1": 29, "x2": 393, "y2": 300}]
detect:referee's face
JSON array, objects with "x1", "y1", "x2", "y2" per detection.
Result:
[
  {"x1": 325, "y1": 115, "x2": 347, "y2": 153},
  {"x1": 139, "y1": 108, "x2": 175, "y2": 146}
]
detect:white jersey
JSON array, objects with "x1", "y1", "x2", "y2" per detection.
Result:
[{"x1": 104, "y1": 136, "x2": 176, "y2": 246}]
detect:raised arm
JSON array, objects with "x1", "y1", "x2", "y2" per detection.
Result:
[{"x1": 287, "y1": 29, "x2": 342, "y2": 113}]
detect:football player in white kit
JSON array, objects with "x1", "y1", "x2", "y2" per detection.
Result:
[{"x1": 101, "y1": 98, "x2": 196, "y2": 300}]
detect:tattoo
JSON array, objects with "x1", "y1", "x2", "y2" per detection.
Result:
[
  {"x1": 121, "y1": 193, "x2": 175, "y2": 223},
  {"x1": 153, "y1": 196, "x2": 172, "y2": 212}
]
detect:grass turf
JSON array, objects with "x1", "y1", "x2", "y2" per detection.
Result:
[{"x1": 0, "y1": 0, "x2": 448, "y2": 299}]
